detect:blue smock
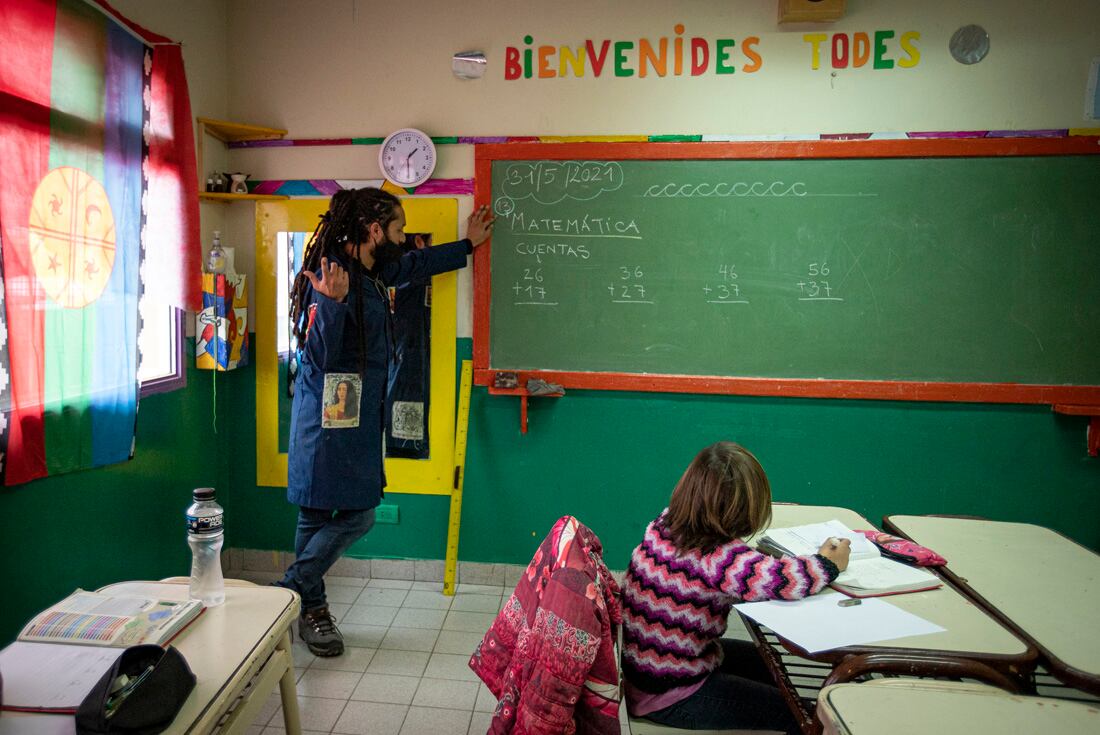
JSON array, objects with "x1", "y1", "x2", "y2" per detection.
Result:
[
  {"x1": 385, "y1": 258, "x2": 433, "y2": 459},
  {"x1": 287, "y1": 239, "x2": 470, "y2": 510}
]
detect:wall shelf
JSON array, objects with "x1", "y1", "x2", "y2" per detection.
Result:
[
  {"x1": 197, "y1": 117, "x2": 288, "y2": 200},
  {"x1": 198, "y1": 192, "x2": 288, "y2": 202},
  {"x1": 197, "y1": 118, "x2": 286, "y2": 143}
]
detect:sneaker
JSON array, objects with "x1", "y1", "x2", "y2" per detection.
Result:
[{"x1": 298, "y1": 606, "x2": 344, "y2": 657}]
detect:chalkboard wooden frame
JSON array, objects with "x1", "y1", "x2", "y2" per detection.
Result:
[{"x1": 473, "y1": 138, "x2": 1100, "y2": 405}]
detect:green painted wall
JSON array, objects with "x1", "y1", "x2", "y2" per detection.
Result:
[
  {"x1": 225, "y1": 339, "x2": 1100, "y2": 571},
  {"x1": 2, "y1": 349, "x2": 225, "y2": 644},
  {"x1": 5, "y1": 338, "x2": 1097, "y2": 645}
]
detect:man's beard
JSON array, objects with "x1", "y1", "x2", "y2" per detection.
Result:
[{"x1": 370, "y1": 239, "x2": 405, "y2": 273}]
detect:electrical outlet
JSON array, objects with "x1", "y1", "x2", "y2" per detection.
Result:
[{"x1": 375, "y1": 504, "x2": 399, "y2": 524}]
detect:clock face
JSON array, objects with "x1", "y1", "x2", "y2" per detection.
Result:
[{"x1": 379, "y1": 128, "x2": 437, "y2": 187}]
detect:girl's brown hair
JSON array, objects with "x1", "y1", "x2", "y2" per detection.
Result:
[{"x1": 662, "y1": 442, "x2": 773, "y2": 554}]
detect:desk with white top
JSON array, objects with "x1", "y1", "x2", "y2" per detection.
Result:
[
  {"x1": 3, "y1": 580, "x2": 301, "y2": 735},
  {"x1": 741, "y1": 505, "x2": 1036, "y2": 734},
  {"x1": 883, "y1": 515, "x2": 1100, "y2": 697},
  {"x1": 816, "y1": 680, "x2": 1100, "y2": 735}
]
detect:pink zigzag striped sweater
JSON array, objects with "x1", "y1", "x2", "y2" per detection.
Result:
[{"x1": 621, "y1": 510, "x2": 840, "y2": 701}]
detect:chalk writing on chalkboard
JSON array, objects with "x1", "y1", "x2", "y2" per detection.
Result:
[
  {"x1": 642, "y1": 182, "x2": 876, "y2": 199},
  {"x1": 512, "y1": 266, "x2": 558, "y2": 306},
  {"x1": 704, "y1": 264, "x2": 749, "y2": 305},
  {"x1": 797, "y1": 261, "x2": 844, "y2": 302},
  {"x1": 485, "y1": 154, "x2": 1100, "y2": 388},
  {"x1": 499, "y1": 161, "x2": 624, "y2": 205},
  {"x1": 608, "y1": 266, "x2": 652, "y2": 304}
]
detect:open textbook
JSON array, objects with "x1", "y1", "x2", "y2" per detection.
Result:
[
  {"x1": 758, "y1": 520, "x2": 942, "y2": 597},
  {"x1": 2, "y1": 590, "x2": 203, "y2": 712},
  {"x1": 18, "y1": 589, "x2": 202, "y2": 647}
]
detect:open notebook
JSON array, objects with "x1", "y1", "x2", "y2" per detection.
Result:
[
  {"x1": 1, "y1": 590, "x2": 203, "y2": 712},
  {"x1": 758, "y1": 520, "x2": 942, "y2": 597},
  {"x1": 18, "y1": 590, "x2": 202, "y2": 647}
]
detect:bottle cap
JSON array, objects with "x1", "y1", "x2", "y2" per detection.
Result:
[{"x1": 192, "y1": 487, "x2": 216, "y2": 501}]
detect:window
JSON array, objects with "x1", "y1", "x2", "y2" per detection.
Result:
[
  {"x1": 276, "y1": 231, "x2": 307, "y2": 357},
  {"x1": 138, "y1": 299, "x2": 185, "y2": 396}
]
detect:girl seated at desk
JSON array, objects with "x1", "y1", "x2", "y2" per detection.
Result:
[{"x1": 620, "y1": 441, "x2": 851, "y2": 733}]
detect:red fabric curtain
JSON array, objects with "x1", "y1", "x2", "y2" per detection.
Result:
[
  {"x1": 0, "y1": 0, "x2": 147, "y2": 484},
  {"x1": 91, "y1": 0, "x2": 201, "y2": 311}
]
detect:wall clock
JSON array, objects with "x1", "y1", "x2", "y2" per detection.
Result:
[{"x1": 379, "y1": 128, "x2": 437, "y2": 187}]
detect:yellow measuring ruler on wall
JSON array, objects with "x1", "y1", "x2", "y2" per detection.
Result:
[{"x1": 443, "y1": 360, "x2": 473, "y2": 596}]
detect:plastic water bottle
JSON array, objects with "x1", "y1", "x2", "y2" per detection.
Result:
[{"x1": 186, "y1": 487, "x2": 225, "y2": 607}]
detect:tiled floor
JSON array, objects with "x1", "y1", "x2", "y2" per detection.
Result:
[{"x1": 240, "y1": 574, "x2": 634, "y2": 735}]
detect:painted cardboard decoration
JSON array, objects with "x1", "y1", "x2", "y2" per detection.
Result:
[{"x1": 196, "y1": 272, "x2": 249, "y2": 371}]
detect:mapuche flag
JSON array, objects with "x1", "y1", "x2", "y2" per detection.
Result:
[{"x1": 0, "y1": 0, "x2": 146, "y2": 485}]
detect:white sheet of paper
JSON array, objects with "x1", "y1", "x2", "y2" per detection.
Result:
[
  {"x1": 0, "y1": 641, "x2": 123, "y2": 709},
  {"x1": 778, "y1": 520, "x2": 878, "y2": 558},
  {"x1": 836, "y1": 557, "x2": 938, "y2": 589},
  {"x1": 733, "y1": 593, "x2": 945, "y2": 653}
]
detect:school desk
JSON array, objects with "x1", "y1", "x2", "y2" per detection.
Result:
[
  {"x1": 740, "y1": 504, "x2": 1037, "y2": 735},
  {"x1": 882, "y1": 515, "x2": 1100, "y2": 697},
  {"x1": 816, "y1": 680, "x2": 1100, "y2": 735},
  {"x1": 5, "y1": 580, "x2": 301, "y2": 735}
]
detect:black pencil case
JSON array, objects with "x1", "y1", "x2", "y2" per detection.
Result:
[{"x1": 76, "y1": 644, "x2": 195, "y2": 735}]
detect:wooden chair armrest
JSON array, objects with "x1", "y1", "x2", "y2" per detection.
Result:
[{"x1": 821, "y1": 653, "x2": 1024, "y2": 694}]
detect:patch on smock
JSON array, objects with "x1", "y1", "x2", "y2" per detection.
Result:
[
  {"x1": 322, "y1": 372, "x2": 362, "y2": 428},
  {"x1": 391, "y1": 401, "x2": 425, "y2": 440}
]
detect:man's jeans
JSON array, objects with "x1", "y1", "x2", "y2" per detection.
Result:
[{"x1": 277, "y1": 507, "x2": 375, "y2": 612}]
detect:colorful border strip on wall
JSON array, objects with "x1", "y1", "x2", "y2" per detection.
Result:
[
  {"x1": 237, "y1": 128, "x2": 1100, "y2": 197},
  {"x1": 245, "y1": 178, "x2": 476, "y2": 197},
  {"x1": 229, "y1": 128, "x2": 1100, "y2": 150}
]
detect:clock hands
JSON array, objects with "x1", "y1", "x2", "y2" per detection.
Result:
[{"x1": 380, "y1": 130, "x2": 435, "y2": 185}]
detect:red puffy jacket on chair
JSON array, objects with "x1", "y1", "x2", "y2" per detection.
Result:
[{"x1": 468, "y1": 516, "x2": 623, "y2": 734}]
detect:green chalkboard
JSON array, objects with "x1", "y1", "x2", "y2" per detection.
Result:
[{"x1": 487, "y1": 155, "x2": 1100, "y2": 386}]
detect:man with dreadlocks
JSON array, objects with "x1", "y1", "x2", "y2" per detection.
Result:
[{"x1": 274, "y1": 188, "x2": 494, "y2": 656}]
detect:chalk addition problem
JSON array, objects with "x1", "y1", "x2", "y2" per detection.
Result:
[
  {"x1": 797, "y1": 261, "x2": 843, "y2": 302},
  {"x1": 609, "y1": 265, "x2": 653, "y2": 304},
  {"x1": 512, "y1": 267, "x2": 557, "y2": 306},
  {"x1": 703, "y1": 264, "x2": 749, "y2": 305}
]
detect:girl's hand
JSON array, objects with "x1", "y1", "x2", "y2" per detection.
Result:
[
  {"x1": 304, "y1": 257, "x2": 349, "y2": 302},
  {"x1": 817, "y1": 537, "x2": 851, "y2": 571},
  {"x1": 466, "y1": 205, "x2": 496, "y2": 247}
]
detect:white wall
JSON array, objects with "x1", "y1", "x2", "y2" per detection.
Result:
[
  {"x1": 225, "y1": 0, "x2": 1100, "y2": 139},
  {"x1": 225, "y1": 0, "x2": 1100, "y2": 185}
]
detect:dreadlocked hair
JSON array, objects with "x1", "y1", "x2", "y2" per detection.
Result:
[{"x1": 288, "y1": 187, "x2": 401, "y2": 377}]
